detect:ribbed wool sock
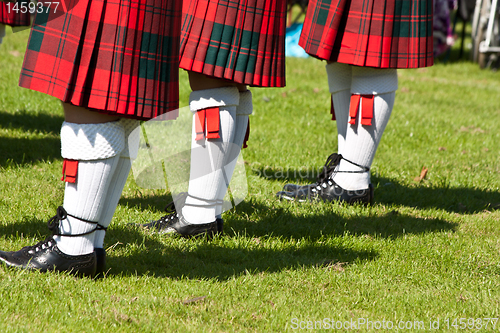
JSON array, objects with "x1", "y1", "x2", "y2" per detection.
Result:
[
  {"x1": 56, "y1": 121, "x2": 125, "y2": 256},
  {"x1": 326, "y1": 62, "x2": 352, "y2": 154},
  {"x1": 215, "y1": 90, "x2": 252, "y2": 218},
  {"x1": 57, "y1": 158, "x2": 120, "y2": 255},
  {"x1": 94, "y1": 119, "x2": 140, "y2": 249},
  {"x1": 333, "y1": 67, "x2": 398, "y2": 191},
  {"x1": 182, "y1": 87, "x2": 239, "y2": 224}
]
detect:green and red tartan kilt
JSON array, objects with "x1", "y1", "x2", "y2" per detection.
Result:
[
  {"x1": 299, "y1": 0, "x2": 434, "y2": 68},
  {"x1": 19, "y1": 0, "x2": 181, "y2": 120},
  {"x1": 180, "y1": 0, "x2": 287, "y2": 88},
  {"x1": 0, "y1": 1, "x2": 31, "y2": 26}
]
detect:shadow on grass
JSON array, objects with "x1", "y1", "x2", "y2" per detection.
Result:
[
  {"x1": 120, "y1": 192, "x2": 173, "y2": 214},
  {"x1": 0, "y1": 110, "x2": 63, "y2": 134},
  {"x1": 99, "y1": 167, "x2": 460, "y2": 279},
  {"x1": 372, "y1": 176, "x2": 500, "y2": 214},
  {"x1": 0, "y1": 136, "x2": 61, "y2": 167},
  {"x1": 222, "y1": 199, "x2": 457, "y2": 240},
  {"x1": 109, "y1": 236, "x2": 375, "y2": 281},
  {"x1": 0, "y1": 178, "x2": 458, "y2": 281},
  {"x1": 250, "y1": 165, "x2": 318, "y2": 184},
  {"x1": 259, "y1": 167, "x2": 500, "y2": 214},
  {"x1": 0, "y1": 216, "x2": 48, "y2": 240},
  {"x1": 0, "y1": 110, "x2": 63, "y2": 167},
  {"x1": 108, "y1": 207, "x2": 455, "y2": 280},
  {"x1": 0, "y1": 214, "x2": 377, "y2": 281},
  {"x1": 106, "y1": 197, "x2": 454, "y2": 280},
  {"x1": 0, "y1": 194, "x2": 457, "y2": 281}
]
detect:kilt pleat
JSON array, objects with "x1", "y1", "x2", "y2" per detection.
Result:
[
  {"x1": 299, "y1": 0, "x2": 433, "y2": 68},
  {"x1": 19, "y1": 0, "x2": 181, "y2": 120},
  {"x1": 180, "y1": 0, "x2": 287, "y2": 88},
  {"x1": 0, "y1": 1, "x2": 31, "y2": 26}
]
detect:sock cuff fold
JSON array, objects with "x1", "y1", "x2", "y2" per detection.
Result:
[
  {"x1": 189, "y1": 87, "x2": 240, "y2": 113},
  {"x1": 61, "y1": 121, "x2": 125, "y2": 160},
  {"x1": 237, "y1": 90, "x2": 253, "y2": 116},
  {"x1": 326, "y1": 62, "x2": 352, "y2": 94},
  {"x1": 351, "y1": 67, "x2": 398, "y2": 95},
  {"x1": 119, "y1": 118, "x2": 140, "y2": 159}
]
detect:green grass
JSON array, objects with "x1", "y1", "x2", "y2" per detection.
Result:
[{"x1": 1, "y1": 26, "x2": 500, "y2": 332}]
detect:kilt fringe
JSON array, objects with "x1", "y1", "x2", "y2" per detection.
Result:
[
  {"x1": 180, "y1": 0, "x2": 287, "y2": 87},
  {"x1": 19, "y1": 0, "x2": 181, "y2": 120}
]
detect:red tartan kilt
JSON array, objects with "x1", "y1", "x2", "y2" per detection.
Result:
[
  {"x1": 0, "y1": 1, "x2": 31, "y2": 26},
  {"x1": 299, "y1": 0, "x2": 434, "y2": 68},
  {"x1": 19, "y1": 0, "x2": 181, "y2": 120},
  {"x1": 180, "y1": 0, "x2": 287, "y2": 88}
]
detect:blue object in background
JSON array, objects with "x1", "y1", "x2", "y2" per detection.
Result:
[{"x1": 285, "y1": 23, "x2": 309, "y2": 58}]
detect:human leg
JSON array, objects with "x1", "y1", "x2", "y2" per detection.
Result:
[
  {"x1": 332, "y1": 67, "x2": 398, "y2": 191},
  {"x1": 92, "y1": 118, "x2": 140, "y2": 275},
  {"x1": 213, "y1": 89, "x2": 253, "y2": 226},
  {"x1": 277, "y1": 66, "x2": 398, "y2": 204},
  {"x1": 143, "y1": 74, "x2": 241, "y2": 236},
  {"x1": 0, "y1": 105, "x2": 126, "y2": 276}
]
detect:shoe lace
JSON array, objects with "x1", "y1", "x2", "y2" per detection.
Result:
[
  {"x1": 26, "y1": 237, "x2": 56, "y2": 255},
  {"x1": 47, "y1": 206, "x2": 68, "y2": 234},
  {"x1": 155, "y1": 192, "x2": 188, "y2": 227},
  {"x1": 47, "y1": 206, "x2": 104, "y2": 236},
  {"x1": 25, "y1": 207, "x2": 68, "y2": 254},
  {"x1": 26, "y1": 206, "x2": 104, "y2": 255},
  {"x1": 311, "y1": 153, "x2": 370, "y2": 193},
  {"x1": 156, "y1": 209, "x2": 178, "y2": 228},
  {"x1": 316, "y1": 153, "x2": 343, "y2": 185}
]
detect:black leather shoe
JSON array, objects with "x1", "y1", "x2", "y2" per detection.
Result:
[
  {"x1": 277, "y1": 182, "x2": 374, "y2": 205},
  {"x1": 94, "y1": 248, "x2": 106, "y2": 278},
  {"x1": 0, "y1": 206, "x2": 105, "y2": 277},
  {"x1": 282, "y1": 183, "x2": 313, "y2": 192},
  {"x1": 142, "y1": 212, "x2": 218, "y2": 237},
  {"x1": 277, "y1": 153, "x2": 373, "y2": 205},
  {"x1": 145, "y1": 217, "x2": 224, "y2": 234},
  {"x1": 141, "y1": 197, "x2": 223, "y2": 237},
  {"x1": 0, "y1": 236, "x2": 96, "y2": 277},
  {"x1": 281, "y1": 153, "x2": 343, "y2": 193}
]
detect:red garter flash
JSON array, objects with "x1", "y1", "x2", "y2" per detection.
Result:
[
  {"x1": 349, "y1": 94, "x2": 374, "y2": 126},
  {"x1": 195, "y1": 107, "x2": 220, "y2": 140},
  {"x1": 61, "y1": 159, "x2": 79, "y2": 183}
]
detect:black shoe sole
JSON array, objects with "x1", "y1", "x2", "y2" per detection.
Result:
[{"x1": 277, "y1": 184, "x2": 374, "y2": 206}]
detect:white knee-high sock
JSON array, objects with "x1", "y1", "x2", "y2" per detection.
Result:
[
  {"x1": 182, "y1": 87, "x2": 239, "y2": 224},
  {"x1": 94, "y1": 119, "x2": 140, "y2": 249},
  {"x1": 215, "y1": 90, "x2": 252, "y2": 218},
  {"x1": 326, "y1": 62, "x2": 352, "y2": 154},
  {"x1": 333, "y1": 67, "x2": 398, "y2": 191},
  {"x1": 56, "y1": 121, "x2": 125, "y2": 256},
  {"x1": 58, "y1": 158, "x2": 120, "y2": 255}
]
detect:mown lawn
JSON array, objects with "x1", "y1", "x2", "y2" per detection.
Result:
[{"x1": 0, "y1": 26, "x2": 499, "y2": 332}]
